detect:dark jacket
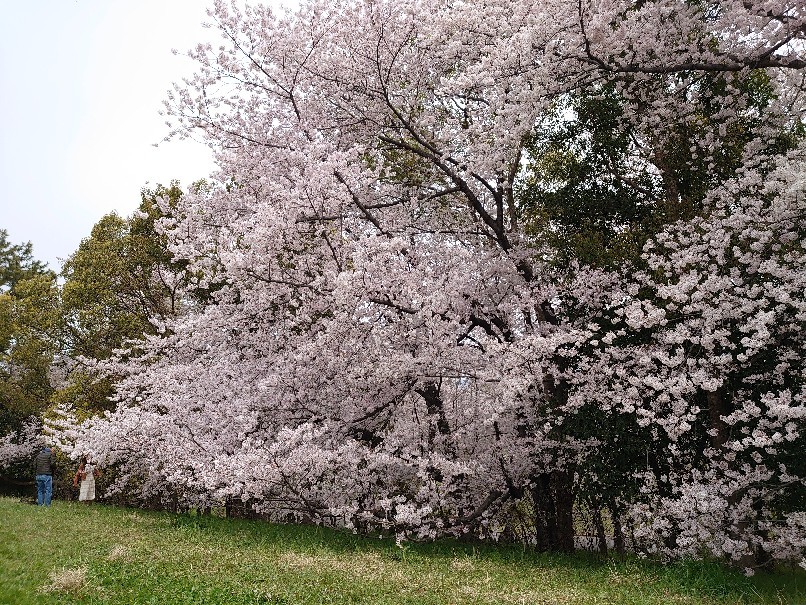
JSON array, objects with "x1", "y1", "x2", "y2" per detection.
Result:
[{"x1": 34, "y1": 448, "x2": 56, "y2": 475}]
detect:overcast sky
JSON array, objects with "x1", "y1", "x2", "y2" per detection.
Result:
[{"x1": 0, "y1": 1, "x2": 287, "y2": 271}]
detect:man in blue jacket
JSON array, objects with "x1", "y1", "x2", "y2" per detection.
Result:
[{"x1": 33, "y1": 446, "x2": 56, "y2": 506}]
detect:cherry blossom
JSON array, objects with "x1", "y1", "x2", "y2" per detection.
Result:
[{"x1": 56, "y1": 0, "x2": 805, "y2": 565}]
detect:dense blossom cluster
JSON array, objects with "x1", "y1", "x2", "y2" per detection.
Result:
[
  {"x1": 45, "y1": 0, "x2": 805, "y2": 566},
  {"x1": 0, "y1": 417, "x2": 42, "y2": 470},
  {"x1": 564, "y1": 157, "x2": 806, "y2": 566}
]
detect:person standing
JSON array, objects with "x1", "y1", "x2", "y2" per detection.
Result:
[
  {"x1": 76, "y1": 457, "x2": 100, "y2": 504},
  {"x1": 33, "y1": 446, "x2": 56, "y2": 506}
]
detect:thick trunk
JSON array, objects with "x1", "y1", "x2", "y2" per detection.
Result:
[
  {"x1": 553, "y1": 470, "x2": 575, "y2": 552},
  {"x1": 224, "y1": 496, "x2": 236, "y2": 518},
  {"x1": 532, "y1": 352, "x2": 576, "y2": 553},
  {"x1": 709, "y1": 388, "x2": 758, "y2": 567},
  {"x1": 415, "y1": 381, "x2": 455, "y2": 466},
  {"x1": 530, "y1": 470, "x2": 575, "y2": 552},
  {"x1": 415, "y1": 381, "x2": 451, "y2": 439},
  {"x1": 531, "y1": 474, "x2": 555, "y2": 551}
]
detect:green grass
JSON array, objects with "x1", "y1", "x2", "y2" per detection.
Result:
[{"x1": 0, "y1": 497, "x2": 803, "y2": 604}]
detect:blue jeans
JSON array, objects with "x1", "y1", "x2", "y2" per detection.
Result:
[{"x1": 35, "y1": 474, "x2": 53, "y2": 506}]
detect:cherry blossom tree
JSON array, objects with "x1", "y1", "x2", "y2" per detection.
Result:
[
  {"x1": 0, "y1": 233, "x2": 58, "y2": 481},
  {"x1": 555, "y1": 152, "x2": 806, "y2": 568},
  {"x1": 0, "y1": 416, "x2": 42, "y2": 475},
  {"x1": 65, "y1": 0, "x2": 805, "y2": 565}
]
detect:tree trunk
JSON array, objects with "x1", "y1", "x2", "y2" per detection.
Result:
[
  {"x1": 612, "y1": 508, "x2": 626, "y2": 554},
  {"x1": 224, "y1": 496, "x2": 236, "y2": 518},
  {"x1": 416, "y1": 381, "x2": 451, "y2": 439},
  {"x1": 594, "y1": 507, "x2": 608, "y2": 555},
  {"x1": 530, "y1": 471, "x2": 575, "y2": 552},
  {"x1": 707, "y1": 389, "x2": 729, "y2": 449},
  {"x1": 530, "y1": 474, "x2": 554, "y2": 551},
  {"x1": 553, "y1": 470, "x2": 575, "y2": 552},
  {"x1": 709, "y1": 388, "x2": 758, "y2": 567}
]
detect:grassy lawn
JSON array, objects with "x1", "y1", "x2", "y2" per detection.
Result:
[{"x1": 0, "y1": 497, "x2": 803, "y2": 604}]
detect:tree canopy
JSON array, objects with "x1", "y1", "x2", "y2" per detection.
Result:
[
  {"x1": 32, "y1": 0, "x2": 806, "y2": 568},
  {"x1": 0, "y1": 233, "x2": 56, "y2": 470}
]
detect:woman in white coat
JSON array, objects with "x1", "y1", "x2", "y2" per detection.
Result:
[{"x1": 75, "y1": 457, "x2": 100, "y2": 503}]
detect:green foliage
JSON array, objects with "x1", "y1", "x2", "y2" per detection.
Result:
[
  {"x1": 658, "y1": 70, "x2": 799, "y2": 208},
  {"x1": 61, "y1": 182, "x2": 183, "y2": 360},
  {"x1": 56, "y1": 182, "x2": 187, "y2": 414},
  {"x1": 0, "y1": 234, "x2": 57, "y2": 435},
  {"x1": 0, "y1": 229, "x2": 50, "y2": 293},
  {"x1": 519, "y1": 89, "x2": 660, "y2": 268},
  {"x1": 2, "y1": 182, "x2": 194, "y2": 448},
  {"x1": 1, "y1": 498, "x2": 803, "y2": 604},
  {"x1": 49, "y1": 371, "x2": 117, "y2": 417},
  {"x1": 518, "y1": 71, "x2": 802, "y2": 269},
  {"x1": 513, "y1": 69, "x2": 806, "y2": 559}
]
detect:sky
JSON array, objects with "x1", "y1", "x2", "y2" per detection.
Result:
[{"x1": 0, "y1": 1, "x2": 283, "y2": 272}]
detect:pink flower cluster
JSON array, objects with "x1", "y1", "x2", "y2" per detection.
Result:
[{"x1": 43, "y1": 0, "x2": 806, "y2": 565}]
